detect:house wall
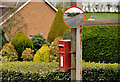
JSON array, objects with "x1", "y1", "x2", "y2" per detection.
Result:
[{"x1": 18, "y1": 2, "x2": 56, "y2": 38}]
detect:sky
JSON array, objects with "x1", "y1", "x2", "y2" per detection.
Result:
[{"x1": 65, "y1": 7, "x2": 83, "y2": 13}]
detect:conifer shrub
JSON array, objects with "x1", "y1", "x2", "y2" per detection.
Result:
[
  {"x1": 0, "y1": 28, "x2": 8, "y2": 50},
  {"x1": 21, "y1": 48, "x2": 34, "y2": 61},
  {"x1": 50, "y1": 37, "x2": 63, "y2": 62},
  {"x1": 1, "y1": 43, "x2": 18, "y2": 61},
  {"x1": 47, "y1": 8, "x2": 70, "y2": 43},
  {"x1": 63, "y1": 30, "x2": 71, "y2": 40},
  {"x1": 11, "y1": 31, "x2": 33, "y2": 60},
  {"x1": 31, "y1": 34, "x2": 50, "y2": 54},
  {"x1": 33, "y1": 44, "x2": 50, "y2": 62}
]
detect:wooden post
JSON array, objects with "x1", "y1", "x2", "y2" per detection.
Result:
[
  {"x1": 71, "y1": 28, "x2": 76, "y2": 81},
  {"x1": 76, "y1": 26, "x2": 82, "y2": 81}
]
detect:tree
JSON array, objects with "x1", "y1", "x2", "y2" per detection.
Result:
[
  {"x1": 0, "y1": 28, "x2": 8, "y2": 50},
  {"x1": 115, "y1": 4, "x2": 119, "y2": 13},
  {"x1": 56, "y1": 3, "x2": 63, "y2": 9},
  {"x1": 3, "y1": 8, "x2": 26, "y2": 42},
  {"x1": 87, "y1": 3, "x2": 91, "y2": 12},
  {"x1": 47, "y1": 8, "x2": 69, "y2": 43},
  {"x1": 95, "y1": 4, "x2": 99, "y2": 12},
  {"x1": 11, "y1": 30, "x2": 33, "y2": 60},
  {"x1": 106, "y1": 3, "x2": 112, "y2": 12},
  {"x1": 100, "y1": 4, "x2": 104, "y2": 12}
]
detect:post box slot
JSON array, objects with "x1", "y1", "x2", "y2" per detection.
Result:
[{"x1": 58, "y1": 45, "x2": 64, "y2": 48}]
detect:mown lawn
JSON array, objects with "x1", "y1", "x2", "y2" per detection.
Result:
[{"x1": 85, "y1": 13, "x2": 119, "y2": 20}]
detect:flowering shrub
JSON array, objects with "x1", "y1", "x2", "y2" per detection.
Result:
[
  {"x1": 49, "y1": 37, "x2": 63, "y2": 62},
  {"x1": 1, "y1": 43, "x2": 18, "y2": 61},
  {"x1": 21, "y1": 48, "x2": 34, "y2": 61},
  {"x1": 33, "y1": 44, "x2": 50, "y2": 62}
]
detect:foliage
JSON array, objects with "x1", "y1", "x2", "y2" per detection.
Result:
[
  {"x1": 11, "y1": 31, "x2": 33, "y2": 60},
  {"x1": 106, "y1": 3, "x2": 112, "y2": 11},
  {"x1": 50, "y1": 37, "x2": 63, "y2": 62},
  {"x1": 2, "y1": 61, "x2": 58, "y2": 74},
  {"x1": 63, "y1": 25, "x2": 119, "y2": 63},
  {"x1": 0, "y1": 28, "x2": 8, "y2": 50},
  {"x1": 3, "y1": 8, "x2": 26, "y2": 41},
  {"x1": 46, "y1": 64, "x2": 120, "y2": 81},
  {"x1": 1, "y1": 43, "x2": 18, "y2": 61},
  {"x1": 31, "y1": 34, "x2": 50, "y2": 54},
  {"x1": 67, "y1": 13, "x2": 80, "y2": 17},
  {"x1": 33, "y1": 44, "x2": 50, "y2": 62},
  {"x1": 1, "y1": 62, "x2": 59, "y2": 82},
  {"x1": 47, "y1": 8, "x2": 70, "y2": 43},
  {"x1": 56, "y1": 3, "x2": 63, "y2": 9},
  {"x1": 21, "y1": 48, "x2": 34, "y2": 61},
  {"x1": 2, "y1": 61, "x2": 120, "y2": 81},
  {"x1": 82, "y1": 25, "x2": 119, "y2": 63},
  {"x1": 63, "y1": 30, "x2": 71, "y2": 40}
]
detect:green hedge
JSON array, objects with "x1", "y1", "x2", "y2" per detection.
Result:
[
  {"x1": 82, "y1": 25, "x2": 119, "y2": 63},
  {"x1": 1, "y1": 62, "x2": 120, "y2": 81},
  {"x1": 63, "y1": 25, "x2": 120, "y2": 63}
]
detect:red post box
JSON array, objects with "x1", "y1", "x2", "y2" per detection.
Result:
[{"x1": 58, "y1": 40, "x2": 71, "y2": 72}]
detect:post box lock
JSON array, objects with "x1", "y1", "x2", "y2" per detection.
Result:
[{"x1": 59, "y1": 52, "x2": 65, "y2": 54}]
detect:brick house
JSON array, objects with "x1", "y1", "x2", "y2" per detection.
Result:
[{"x1": 0, "y1": 0, "x2": 57, "y2": 39}]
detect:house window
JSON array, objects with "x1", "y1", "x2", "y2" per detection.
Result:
[{"x1": 29, "y1": 35, "x2": 33, "y2": 39}]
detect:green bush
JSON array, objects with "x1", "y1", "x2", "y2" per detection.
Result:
[
  {"x1": 21, "y1": 48, "x2": 34, "y2": 61},
  {"x1": 63, "y1": 30, "x2": 71, "y2": 40},
  {"x1": 2, "y1": 70, "x2": 46, "y2": 82},
  {"x1": 31, "y1": 34, "x2": 50, "y2": 54},
  {"x1": 1, "y1": 43, "x2": 18, "y2": 61},
  {"x1": 33, "y1": 44, "x2": 50, "y2": 62},
  {"x1": 2, "y1": 62, "x2": 120, "y2": 81},
  {"x1": 2, "y1": 61, "x2": 59, "y2": 74},
  {"x1": 11, "y1": 31, "x2": 33, "y2": 60},
  {"x1": 44, "y1": 62, "x2": 120, "y2": 81},
  {"x1": 0, "y1": 28, "x2": 8, "y2": 50},
  {"x1": 47, "y1": 8, "x2": 70, "y2": 43},
  {"x1": 50, "y1": 36, "x2": 63, "y2": 62},
  {"x1": 63, "y1": 25, "x2": 119, "y2": 63}
]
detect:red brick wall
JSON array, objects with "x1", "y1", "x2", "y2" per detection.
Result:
[{"x1": 18, "y1": 2, "x2": 56, "y2": 38}]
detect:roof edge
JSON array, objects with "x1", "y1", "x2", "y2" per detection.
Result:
[
  {"x1": 44, "y1": 0, "x2": 58, "y2": 12},
  {"x1": 0, "y1": 0, "x2": 58, "y2": 26},
  {"x1": 0, "y1": 0, "x2": 32, "y2": 26}
]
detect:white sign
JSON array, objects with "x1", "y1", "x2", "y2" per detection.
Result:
[{"x1": 61, "y1": 56, "x2": 63, "y2": 67}]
